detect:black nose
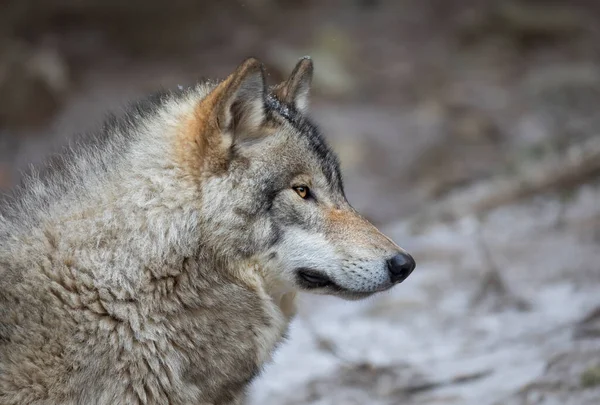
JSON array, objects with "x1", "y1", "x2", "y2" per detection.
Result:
[{"x1": 387, "y1": 253, "x2": 416, "y2": 284}]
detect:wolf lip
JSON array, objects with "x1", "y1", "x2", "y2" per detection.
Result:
[{"x1": 296, "y1": 268, "x2": 332, "y2": 288}]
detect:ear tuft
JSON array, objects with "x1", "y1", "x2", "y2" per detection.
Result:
[
  {"x1": 272, "y1": 56, "x2": 313, "y2": 113},
  {"x1": 215, "y1": 57, "x2": 267, "y2": 142}
]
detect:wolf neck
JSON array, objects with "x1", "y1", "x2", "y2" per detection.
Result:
[
  {"x1": 236, "y1": 258, "x2": 299, "y2": 320},
  {"x1": 2, "y1": 89, "x2": 215, "y2": 287},
  {"x1": 2, "y1": 79, "x2": 296, "y2": 331}
]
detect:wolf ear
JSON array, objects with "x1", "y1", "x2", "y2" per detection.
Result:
[
  {"x1": 272, "y1": 57, "x2": 313, "y2": 114},
  {"x1": 213, "y1": 58, "x2": 267, "y2": 144}
]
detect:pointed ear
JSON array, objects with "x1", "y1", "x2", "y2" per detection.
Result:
[
  {"x1": 213, "y1": 57, "x2": 267, "y2": 143},
  {"x1": 272, "y1": 56, "x2": 313, "y2": 113}
]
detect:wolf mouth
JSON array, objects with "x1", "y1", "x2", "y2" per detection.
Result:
[
  {"x1": 295, "y1": 268, "x2": 384, "y2": 300},
  {"x1": 296, "y1": 268, "x2": 333, "y2": 289}
]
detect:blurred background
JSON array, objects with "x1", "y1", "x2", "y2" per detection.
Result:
[{"x1": 1, "y1": 0, "x2": 600, "y2": 403}]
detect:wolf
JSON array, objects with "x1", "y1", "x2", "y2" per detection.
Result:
[{"x1": 0, "y1": 57, "x2": 416, "y2": 405}]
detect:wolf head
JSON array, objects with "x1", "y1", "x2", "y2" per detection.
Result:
[{"x1": 181, "y1": 57, "x2": 415, "y2": 300}]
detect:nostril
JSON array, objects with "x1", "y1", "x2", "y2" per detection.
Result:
[{"x1": 387, "y1": 253, "x2": 416, "y2": 283}]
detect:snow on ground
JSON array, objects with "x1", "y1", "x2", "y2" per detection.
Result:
[{"x1": 249, "y1": 182, "x2": 600, "y2": 405}]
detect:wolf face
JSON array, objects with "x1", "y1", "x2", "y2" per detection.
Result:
[
  {"x1": 189, "y1": 58, "x2": 415, "y2": 300},
  {"x1": 0, "y1": 56, "x2": 416, "y2": 405}
]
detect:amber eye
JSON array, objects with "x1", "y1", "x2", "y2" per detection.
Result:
[{"x1": 293, "y1": 186, "x2": 309, "y2": 199}]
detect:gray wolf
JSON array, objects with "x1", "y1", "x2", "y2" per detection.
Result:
[{"x1": 0, "y1": 57, "x2": 416, "y2": 405}]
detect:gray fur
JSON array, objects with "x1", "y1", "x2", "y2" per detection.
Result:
[{"x1": 0, "y1": 58, "x2": 413, "y2": 404}]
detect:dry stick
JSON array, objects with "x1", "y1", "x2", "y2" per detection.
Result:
[
  {"x1": 297, "y1": 312, "x2": 351, "y2": 363},
  {"x1": 300, "y1": 315, "x2": 492, "y2": 396},
  {"x1": 298, "y1": 309, "x2": 493, "y2": 395},
  {"x1": 574, "y1": 306, "x2": 600, "y2": 339},
  {"x1": 420, "y1": 136, "x2": 600, "y2": 224},
  {"x1": 471, "y1": 218, "x2": 531, "y2": 311}
]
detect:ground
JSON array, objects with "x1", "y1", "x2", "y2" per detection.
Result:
[{"x1": 1, "y1": 1, "x2": 599, "y2": 403}]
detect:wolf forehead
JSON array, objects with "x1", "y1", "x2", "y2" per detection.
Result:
[
  {"x1": 263, "y1": 94, "x2": 343, "y2": 191},
  {"x1": 104, "y1": 82, "x2": 343, "y2": 190}
]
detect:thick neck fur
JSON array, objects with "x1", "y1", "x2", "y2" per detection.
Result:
[
  {"x1": 1, "y1": 83, "x2": 250, "y2": 300},
  {"x1": 0, "y1": 83, "x2": 294, "y2": 405}
]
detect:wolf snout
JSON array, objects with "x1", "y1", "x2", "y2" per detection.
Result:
[{"x1": 387, "y1": 253, "x2": 416, "y2": 284}]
